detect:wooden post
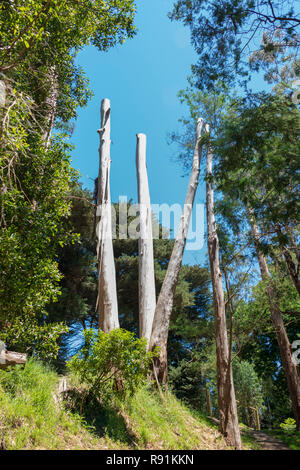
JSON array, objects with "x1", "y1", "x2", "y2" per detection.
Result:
[
  {"x1": 96, "y1": 98, "x2": 119, "y2": 332},
  {"x1": 136, "y1": 133, "x2": 156, "y2": 346},
  {"x1": 0, "y1": 349, "x2": 27, "y2": 369}
]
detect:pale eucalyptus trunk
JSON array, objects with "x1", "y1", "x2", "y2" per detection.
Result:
[
  {"x1": 96, "y1": 98, "x2": 119, "y2": 332},
  {"x1": 205, "y1": 125, "x2": 241, "y2": 449},
  {"x1": 136, "y1": 133, "x2": 156, "y2": 346},
  {"x1": 149, "y1": 118, "x2": 204, "y2": 384},
  {"x1": 248, "y1": 208, "x2": 300, "y2": 430}
]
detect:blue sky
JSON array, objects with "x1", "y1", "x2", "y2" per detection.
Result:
[{"x1": 70, "y1": 0, "x2": 265, "y2": 266}]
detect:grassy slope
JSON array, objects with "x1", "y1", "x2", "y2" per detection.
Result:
[{"x1": 0, "y1": 359, "x2": 252, "y2": 450}]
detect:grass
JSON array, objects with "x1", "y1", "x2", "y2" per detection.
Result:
[
  {"x1": 239, "y1": 425, "x2": 262, "y2": 450},
  {"x1": 119, "y1": 386, "x2": 229, "y2": 450},
  {"x1": 264, "y1": 429, "x2": 300, "y2": 450},
  {"x1": 0, "y1": 359, "x2": 116, "y2": 450},
  {"x1": 0, "y1": 358, "x2": 256, "y2": 450}
]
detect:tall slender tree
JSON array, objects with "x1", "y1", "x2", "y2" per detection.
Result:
[
  {"x1": 205, "y1": 124, "x2": 241, "y2": 449},
  {"x1": 136, "y1": 134, "x2": 156, "y2": 345},
  {"x1": 248, "y1": 207, "x2": 300, "y2": 430},
  {"x1": 149, "y1": 118, "x2": 204, "y2": 383},
  {"x1": 96, "y1": 98, "x2": 119, "y2": 332}
]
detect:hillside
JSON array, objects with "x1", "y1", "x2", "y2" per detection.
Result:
[{"x1": 0, "y1": 359, "x2": 245, "y2": 451}]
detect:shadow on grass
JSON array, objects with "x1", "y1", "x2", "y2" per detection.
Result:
[
  {"x1": 63, "y1": 388, "x2": 136, "y2": 445},
  {"x1": 264, "y1": 429, "x2": 300, "y2": 450}
]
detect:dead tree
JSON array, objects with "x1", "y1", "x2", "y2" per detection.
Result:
[
  {"x1": 136, "y1": 133, "x2": 156, "y2": 346},
  {"x1": 96, "y1": 98, "x2": 119, "y2": 332},
  {"x1": 149, "y1": 118, "x2": 204, "y2": 384},
  {"x1": 205, "y1": 124, "x2": 242, "y2": 449}
]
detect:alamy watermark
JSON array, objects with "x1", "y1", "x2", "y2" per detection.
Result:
[{"x1": 95, "y1": 196, "x2": 205, "y2": 251}]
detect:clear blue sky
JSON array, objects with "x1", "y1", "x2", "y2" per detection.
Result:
[{"x1": 70, "y1": 0, "x2": 265, "y2": 266}]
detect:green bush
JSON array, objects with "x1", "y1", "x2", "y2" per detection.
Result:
[
  {"x1": 67, "y1": 328, "x2": 157, "y2": 402},
  {"x1": 279, "y1": 418, "x2": 297, "y2": 433}
]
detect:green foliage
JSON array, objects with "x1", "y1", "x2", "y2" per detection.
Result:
[
  {"x1": 280, "y1": 417, "x2": 297, "y2": 433},
  {"x1": 233, "y1": 359, "x2": 264, "y2": 425},
  {"x1": 67, "y1": 329, "x2": 157, "y2": 401},
  {"x1": 124, "y1": 385, "x2": 223, "y2": 449},
  {"x1": 0, "y1": 0, "x2": 136, "y2": 70},
  {"x1": 46, "y1": 184, "x2": 97, "y2": 369},
  {"x1": 0, "y1": 0, "x2": 137, "y2": 360},
  {"x1": 45, "y1": 197, "x2": 209, "y2": 369},
  {"x1": 0, "y1": 359, "x2": 84, "y2": 449},
  {"x1": 169, "y1": 359, "x2": 207, "y2": 412},
  {"x1": 265, "y1": 428, "x2": 300, "y2": 450},
  {"x1": 0, "y1": 358, "x2": 235, "y2": 450},
  {"x1": 169, "y1": 0, "x2": 299, "y2": 89},
  {"x1": 0, "y1": 86, "x2": 77, "y2": 357},
  {"x1": 1, "y1": 318, "x2": 68, "y2": 361}
]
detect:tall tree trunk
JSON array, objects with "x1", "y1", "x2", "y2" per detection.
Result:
[
  {"x1": 149, "y1": 118, "x2": 204, "y2": 384},
  {"x1": 248, "y1": 208, "x2": 300, "y2": 430},
  {"x1": 136, "y1": 133, "x2": 156, "y2": 346},
  {"x1": 41, "y1": 66, "x2": 58, "y2": 148},
  {"x1": 205, "y1": 125, "x2": 241, "y2": 449},
  {"x1": 96, "y1": 98, "x2": 119, "y2": 332},
  {"x1": 206, "y1": 385, "x2": 213, "y2": 416},
  {"x1": 275, "y1": 224, "x2": 300, "y2": 297}
]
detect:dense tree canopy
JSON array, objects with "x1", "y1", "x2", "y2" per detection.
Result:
[{"x1": 169, "y1": 0, "x2": 300, "y2": 89}]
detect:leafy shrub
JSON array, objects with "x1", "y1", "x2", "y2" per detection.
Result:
[
  {"x1": 67, "y1": 328, "x2": 157, "y2": 402},
  {"x1": 279, "y1": 418, "x2": 297, "y2": 433}
]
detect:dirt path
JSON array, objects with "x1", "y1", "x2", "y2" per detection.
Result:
[{"x1": 249, "y1": 430, "x2": 290, "y2": 450}]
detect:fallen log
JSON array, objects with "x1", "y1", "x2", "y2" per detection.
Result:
[{"x1": 0, "y1": 350, "x2": 27, "y2": 370}]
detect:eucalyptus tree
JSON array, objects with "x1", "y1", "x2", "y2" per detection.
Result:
[
  {"x1": 136, "y1": 134, "x2": 156, "y2": 345},
  {"x1": 171, "y1": 81, "x2": 300, "y2": 430},
  {"x1": 96, "y1": 99, "x2": 119, "y2": 332},
  {"x1": 205, "y1": 123, "x2": 241, "y2": 449},
  {"x1": 212, "y1": 92, "x2": 300, "y2": 429},
  {"x1": 0, "y1": 1, "x2": 136, "y2": 356},
  {"x1": 149, "y1": 118, "x2": 204, "y2": 383},
  {"x1": 169, "y1": 0, "x2": 300, "y2": 89},
  {"x1": 247, "y1": 208, "x2": 300, "y2": 430}
]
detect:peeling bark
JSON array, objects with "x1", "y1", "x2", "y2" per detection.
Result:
[
  {"x1": 136, "y1": 133, "x2": 156, "y2": 346},
  {"x1": 205, "y1": 124, "x2": 241, "y2": 449},
  {"x1": 248, "y1": 208, "x2": 300, "y2": 431},
  {"x1": 96, "y1": 98, "x2": 119, "y2": 332},
  {"x1": 149, "y1": 118, "x2": 204, "y2": 384}
]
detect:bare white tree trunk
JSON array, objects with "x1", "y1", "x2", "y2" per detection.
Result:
[
  {"x1": 96, "y1": 98, "x2": 119, "y2": 332},
  {"x1": 136, "y1": 133, "x2": 156, "y2": 346},
  {"x1": 205, "y1": 124, "x2": 241, "y2": 449},
  {"x1": 149, "y1": 118, "x2": 204, "y2": 383}
]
